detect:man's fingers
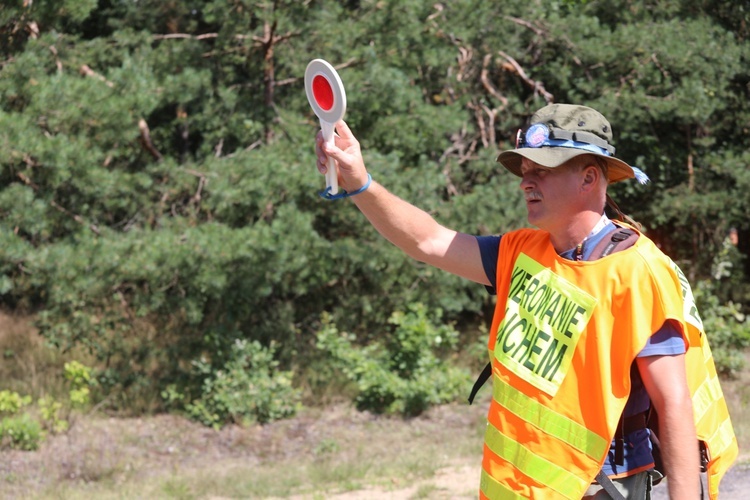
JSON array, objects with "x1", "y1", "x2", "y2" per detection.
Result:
[
  {"x1": 325, "y1": 145, "x2": 349, "y2": 166},
  {"x1": 318, "y1": 120, "x2": 359, "y2": 175},
  {"x1": 334, "y1": 120, "x2": 354, "y2": 140}
]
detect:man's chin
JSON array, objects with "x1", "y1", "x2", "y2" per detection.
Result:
[{"x1": 526, "y1": 213, "x2": 544, "y2": 228}]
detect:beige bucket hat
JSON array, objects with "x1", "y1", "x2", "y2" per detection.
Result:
[{"x1": 496, "y1": 104, "x2": 649, "y2": 184}]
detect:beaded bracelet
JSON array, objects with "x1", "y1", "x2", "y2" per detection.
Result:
[{"x1": 319, "y1": 173, "x2": 372, "y2": 200}]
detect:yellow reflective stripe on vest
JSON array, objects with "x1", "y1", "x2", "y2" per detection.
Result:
[
  {"x1": 480, "y1": 469, "x2": 526, "y2": 500},
  {"x1": 692, "y1": 372, "x2": 724, "y2": 423},
  {"x1": 492, "y1": 375, "x2": 609, "y2": 460},
  {"x1": 485, "y1": 423, "x2": 587, "y2": 498},
  {"x1": 710, "y1": 418, "x2": 737, "y2": 458},
  {"x1": 702, "y1": 335, "x2": 713, "y2": 364}
]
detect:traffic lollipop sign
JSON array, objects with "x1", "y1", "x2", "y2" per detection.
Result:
[{"x1": 305, "y1": 59, "x2": 347, "y2": 195}]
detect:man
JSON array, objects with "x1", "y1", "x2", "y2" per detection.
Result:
[{"x1": 314, "y1": 104, "x2": 736, "y2": 499}]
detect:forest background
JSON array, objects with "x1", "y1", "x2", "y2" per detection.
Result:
[{"x1": 1, "y1": 0, "x2": 750, "y2": 472}]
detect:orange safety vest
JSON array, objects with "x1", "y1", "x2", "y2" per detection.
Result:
[{"x1": 480, "y1": 228, "x2": 737, "y2": 500}]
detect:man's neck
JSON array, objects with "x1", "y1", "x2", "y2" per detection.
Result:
[{"x1": 547, "y1": 211, "x2": 607, "y2": 253}]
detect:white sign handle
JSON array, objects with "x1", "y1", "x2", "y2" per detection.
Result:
[
  {"x1": 304, "y1": 59, "x2": 347, "y2": 196},
  {"x1": 320, "y1": 120, "x2": 338, "y2": 194}
]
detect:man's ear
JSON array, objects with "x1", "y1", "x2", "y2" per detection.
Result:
[{"x1": 580, "y1": 165, "x2": 601, "y2": 193}]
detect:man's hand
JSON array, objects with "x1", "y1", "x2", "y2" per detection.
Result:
[{"x1": 316, "y1": 120, "x2": 369, "y2": 193}]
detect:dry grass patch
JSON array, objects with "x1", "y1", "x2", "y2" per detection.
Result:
[
  {"x1": 1, "y1": 310, "x2": 747, "y2": 498},
  {"x1": 1, "y1": 401, "x2": 488, "y2": 499},
  {"x1": 722, "y1": 351, "x2": 750, "y2": 462}
]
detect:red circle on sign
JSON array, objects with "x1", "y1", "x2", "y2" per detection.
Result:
[{"x1": 312, "y1": 75, "x2": 334, "y2": 111}]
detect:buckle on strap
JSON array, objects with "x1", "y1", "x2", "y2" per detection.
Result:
[{"x1": 613, "y1": 410, "x2": 649, "y2": 466}]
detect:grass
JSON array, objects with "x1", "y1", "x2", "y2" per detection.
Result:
[
  {"x1": 723, "y1": 351, "x2": 750, "y2": 463},
  {"x1": 0, "y1": 400, "x2": 487, "y2": 499},
  {"x1": 0, "y1": 312, "x2": 68, "y2": 398},
  {"x1": 413, "y1": 484, "x2": 440, "y2": 498},
  {"x1": 1, "y1": 310, "x2": 748, "y2": 499},
  {"x1": 0, "y1": 394, "x2": 488, "y2": 499}
]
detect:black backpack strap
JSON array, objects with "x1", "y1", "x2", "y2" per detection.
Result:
[
  {"x1": 614, "y1": 415, "x2": 625, "y2": 466},
  {"x1": 589, "y1": 227, "x2": 638, "y2": 258},
  {"x1": 468, "y1": 362, "x2": 492, "y2": 404}
]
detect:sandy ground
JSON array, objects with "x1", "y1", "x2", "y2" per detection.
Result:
[
  {"x1": 1, "y1": 404, "x2": 748, "y2": 499},
  {"x1": 287, "y1": 463, "x2": 480, "y2": 500},
  {"x1": 281, "y1": 462, "x2": 750, "y2": 500},
  {"x1": 1, "y1": 311, "x2": 748, "y2": 499},
  {"x1": 297, "y1": 461, "x2": 750, "y2": 500}
]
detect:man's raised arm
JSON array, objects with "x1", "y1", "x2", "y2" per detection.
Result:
[{"x1": 316, "y1": 120, "x2": 490, "y2": 286}]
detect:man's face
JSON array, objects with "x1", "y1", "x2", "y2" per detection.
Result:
[{"x1": 519, "y1": 158, "x2": 585, "y2": 230}]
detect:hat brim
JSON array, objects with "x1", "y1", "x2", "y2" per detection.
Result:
[{"x1": 496, "y1": 148, "x2": 635, "y2": 184}]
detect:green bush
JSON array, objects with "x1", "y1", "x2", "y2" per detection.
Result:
[
  {"x1": 38, "y1": 395, "x2": 68, "y2": 434},
  {"x1": 0, "y1": 414, "x2": 42, "y2": 451},
  {"x1": 695, "y1": 280, "x2": 750, "y2": 377},
  {"x1": 64, "y1": 360, "x2": 93, "y2": 409},
  {"x1": 185, "y1": 339, "x2": 301, "y2": 428},
  {"x1": 0, "y1": 361, "x2": 98, "y2": 448},
  {"x1": 316, "y1": 304, "x2": 471, "y2": 416},
  {"x1": 0, "y1": 390, "x2": 31, "y2": 415},
  {"x1": 711, "y1": 235, "x2": 750, "y2": 304},
  {"x1": 1, "y1": 0, "x2": 748, "y2": 418},
  {"x1": 0, "y1": 390, "x2": 45, "y2": 449}
]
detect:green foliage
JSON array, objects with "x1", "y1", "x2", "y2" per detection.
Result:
[
  {"x1": 185, "y1": 339, "x2": 301, "y2": 428},
  {"x1": 0, "y1": 390, "x2": 45, "y2": 449},
  {"x1": 38, "y1": 395, "x2": 69, "y2": 434},
  {"x1": 0, "y1": 0, "x2": 748, "y2": 419},
  {"x1": 64, "y1": 360, "x2": 92, "y2": 387},
  {"x1": 0, "y1": 390, "x2": 31, "y2": 416},
  {"x1": 38, "y1": 360, "x2": 94, "y2": 434},
  {"x1": 317, "y1": 304, "x2": 471, "y2": 416},
  {"x1": 696, "y1": 284, "x2": 750, "y2": 378},
  {"x1": 0, "y1": 414, "x2": 42, "y2": 451},
  {"x1": 710, "y1": 231, "x2": 750, "y2": 304},
  {"x1": 65, "y1": 360, "x2": 93, "y2": 408},
  {"x1": 691, "y1": 234, "x2": 750, "y2": 377},
  {"x1": 0, "y1": 360, "x2": 95, "y2": 449}
]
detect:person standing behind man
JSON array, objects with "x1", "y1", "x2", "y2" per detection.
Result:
[{"x1": 314, "y1": 103, "x2": 737, "y2": 499}]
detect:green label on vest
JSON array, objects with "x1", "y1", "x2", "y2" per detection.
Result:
[
  {"x1": 495, "y1": 253, "x2": 597, "y2": 397},
  {"x1": 670, "y1": 260, "x2": 704, "y2": 332}
]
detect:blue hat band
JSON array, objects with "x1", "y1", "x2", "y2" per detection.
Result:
[
  {"x1": 521, "y1": 137, "x2": 612, "y2": 157},
  {"x1": 510, "y1": 123, "x2": 650, "y2": 184}
]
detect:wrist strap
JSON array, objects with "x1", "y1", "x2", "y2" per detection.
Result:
[{"x1": 319, "y1": 174, "x2": 372, "y2": 200}]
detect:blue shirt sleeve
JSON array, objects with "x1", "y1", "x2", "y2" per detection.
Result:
[
  {"x1": 475, "y1": 235, "x2": 501, "y2": 295},
  {"x1": 637, "y1": 320, "x2": 686, "y2": 357}
]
